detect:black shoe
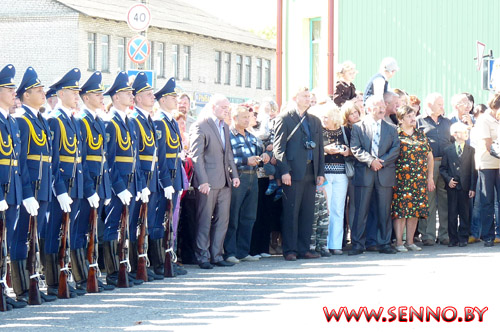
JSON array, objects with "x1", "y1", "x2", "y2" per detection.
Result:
[
  {"x1": 366, "y1": 245, "x2": 379, "y2": 252},
  {"x1": 320, "y1": 249, "x2": 332, "y2": 257},
  {"x1": 69, "y1": 284, "x2": 86, "y2": 296},
  {"x1": 48, "y1": 286, "x2": 77, "y2": 298},
  {"x1": 484, "y1": 240, "x2": 494, "y2": 247},
  {"x1": 379, "y1": 247, "x2": 398, "y2": 254},
  {"x1": 75, "y1": 281, "x2": 87, "y2": 291},
  {"x1": 105, "y1": 273, "x2": 118, "y2": 286},
  {"x1": 348, "y1": 249, "x2": 364, "y2": 256},
  {"x1": 40, "y1": 292, "x2": 57, "y2": 302},
  {"x1": 199, "y1": 262, "x2": 214, "y2": 269},
  {"x1": 98, "y1": 280, "x2": 115, "y2": 291},
  {"x1": 459, "y1": 242, "x2": 467, "y2": 247},
  {"x1": 6, "y1": 296, "x2": 26, "y2": 309},
  {"x1": 147, "y1": 269, "x2": 164, "y2": 280},
  {"x1": 174, "y1": 264, "x2": 188, "y2": 275},
  {"x1": 213, "y1": 260, "x2": 234, "y2": 267},
  {"x1": 448, "y1": 242, "x2": 458, "y2": 247},
  {"x1": 128, "y1": 274, "x2": 143, "y2": 285}
]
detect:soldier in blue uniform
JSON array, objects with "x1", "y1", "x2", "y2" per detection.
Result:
[
  {"x1": 15, "y1": 67, "x2": 57, "y2": 303},
  {"x1": 103, "y1": 71, "x2": 146, "y2": 287},
  {"x1": 73, "y1": 71, "x2": 114, "y2": 292},
  {"x1": 0, "y1": 64, "x2": 28, "y2": 310},
  {"x1": 152, "y1": 78, "x2": 186, "y2": 276},
  {"x1": 45, "y1": 68, "x2": 85, "y2": 297},
  {"x1": 129, "y1": 72, "x2": 159, "y2": 281}
]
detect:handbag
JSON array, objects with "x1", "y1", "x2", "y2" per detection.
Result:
[
  {"x1": 341, "y1": 126, "x2": 355, "y2": 178},
  {"x1": 490, "y1": 139, "x2": 500, "y2": 159}
]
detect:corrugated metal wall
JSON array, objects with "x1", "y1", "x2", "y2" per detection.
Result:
[{"x1": 338, "y1": 0, "x2": 500, "y2": 111}]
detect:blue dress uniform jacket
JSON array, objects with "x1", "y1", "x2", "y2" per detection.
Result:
[
  {"x1": 154, "y1": 111, "x2": 183, "y2": 191},
  {"x1": 130, "y1": 109, "x2": 159, "y2": 193},
  {"x1": 0, "y1": 112, "x2": 24, "y2": 205},
  {"x1": 48, "y1": 109, "x2": 84, "y2": 199},
  {"x1": 77, "y1": 109, "x2": 112, "y2": 200},
  {"x1": 105, "y1": 110, "x2": 143, "y2": 196},
  {"x1": 16, "y1": 106, "x2": 53, "y2": 202}
]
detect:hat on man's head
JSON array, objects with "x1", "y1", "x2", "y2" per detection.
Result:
[
  {"x1": 49, "y1": 68, "x2": 81, "y2": 92},
  {"x1": 45, "y1": 88, "x2": 57, "y2": 99},
  {"x1": 104, "y1": 71, "x2": 134, "y2": 97},
  {"x1": 80, "y1": 71, "x2": 105, "y2": 95},
  {"x1": 154, "y1": 77, "x2": 177, "y2": 100},
  {"x1": 0, "y1": 64, "x2": 16, "y2": 88},
  {"x1": 380, "y1": 57, "x2": 399, "y2": 72},
  {"x1": 132, "y1": 71, "x2": 153, "y2": 96},
  {"x1": 16, "y1": 67, "x2": 44, "y2": 98}
]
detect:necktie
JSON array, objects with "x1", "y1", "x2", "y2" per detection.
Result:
[
  {"x1": 218, "y1": 120, "x2": 226, "y2": 151},
  {"x1": 372, "y1": 121, "x2": 381, "y2": 157},
  {"x1": 457, "y1": 144, "x2": 462, "y2": 157}
]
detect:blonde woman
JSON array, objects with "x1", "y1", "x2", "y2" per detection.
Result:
[
  {"x1": 333, "y1": 61, "x2": 358, "y2": 107},
  {"x1": 317, "y1": 103, "x2": 351, "y2": 254}
]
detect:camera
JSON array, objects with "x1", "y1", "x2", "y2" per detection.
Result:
[
  {"x1": 335, "y1": 144, "x2": 346, "y2": 152},
  {"x1": 304, "y1": 141, "x2": 316, "y2": 150}
]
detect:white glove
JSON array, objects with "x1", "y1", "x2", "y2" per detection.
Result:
[
  {"x1": 178, "y1": 190, "x2": 183, "y2": 195},
  {"x1": 117, "y1": 189, "x2": 133, "y2": 206},
  {"x1": 164, "y1": 186, "x2": 175, "y2": 200},
  {"x1": 0, "y1": 200, "x2": 8, "y2": 212},
  {"x1": 23, "y1": 197, "x2": 40, "y2": 216},
  {"x1": 104, "y1": 198, "x2": 111, "y2": 206},
  {"x1": 87, "y1": 193, "x2": 100, "y2": 209},
  {"x1": 140, "y1": 187, "x2": 151, "y2": 203},
  {"x1": 57, "y1": 193, "x2": 73, "y2": 213}
]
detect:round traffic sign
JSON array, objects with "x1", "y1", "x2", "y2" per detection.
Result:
[
  {"x1": 127, "y1": 4, "x2": 151, "y2": 32},
  {"x1": 127, "y1": 35, "x2": 151, "y2": 64}
]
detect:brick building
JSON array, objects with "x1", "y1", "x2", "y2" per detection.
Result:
[{"x1": 0, "y1": 0, "x2": 276, "y2": 113}]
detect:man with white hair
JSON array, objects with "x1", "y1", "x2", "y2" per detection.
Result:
[
  {"x1": 383, "y1": 91, "x2": 400, "y2": 125},
  {"x1": 189, "y1": 94, "x2": 240, "y2": 269},
  {"x1": 363, "y1": 57, "x2": 399, "y2": 104},
  {"x1": 349, "y1": 95, "x2": 400, "y2": 255},
  {"x1": 448, "y1": 93, "x2": 474, "y2": 129},
  {"x1": 416, "y1": 93, "x2": 452, "y2": 245}
]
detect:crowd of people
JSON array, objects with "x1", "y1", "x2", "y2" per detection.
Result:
[{"x1": 2, "y1": 56, "x2": 500, "y2": 312}]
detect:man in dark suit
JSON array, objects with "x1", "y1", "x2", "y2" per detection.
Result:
[
  {"x1": 349, "y1": 95, "x2": 400, "y2": 255},
  {"x1": 189, "y1": 94, "x2": 240, "y2": 269},
  {"x1": 273, "y1": 87, "x2": 325, "y2": 261},
  {"x1": 439, "y1": 122, "x2": 477, "y2": 247}
]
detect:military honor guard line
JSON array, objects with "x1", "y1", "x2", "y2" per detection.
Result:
[{"x1": 0, "y1": 64, "x2": 185, "y2": 311}]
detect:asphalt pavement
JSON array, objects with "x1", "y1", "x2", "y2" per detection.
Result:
[{"x1": 1, "y1": 241, "x2": 499, "y2": 332}]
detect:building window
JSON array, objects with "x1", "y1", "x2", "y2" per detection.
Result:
[
  {"x1": 101, "y1": 35, "x2": 109, "y2": 72},
  {"x1": 264, "y1": 59, "x2": 271, "y2": 90},
  {"x1": 236, "y1": 55, "x2": 242, "y2": 87},
  {"x1": 245, "y1": 56, "x2": 252, "y2": 88},
  {"x1": 117, "y1": 37, "x2": 126, "y2": 72},
  {"x1": 183, "y1": 46, "x2": 191, "y2": 81},
  {"x1": 156, "y1": 42, "x2": 165, "y2": 78},
  {"x1": 87, "y1": 33, "x2": 96, "y2": 71},
  {"x1": 215, "y1": 51, "x2": 222, "y2": 84},
  {"x1": 256, "y1": 58, "x2": 262, "y2": 89},
  {"x1": 310, "y1": 18, "x2": 321, "y2": 89},
  {"x1": 172, "y1": 44, "x2": 179, "y2": 79},
  {"x1": 224, "y1": 53, "x2": 231, "y2": 85}
]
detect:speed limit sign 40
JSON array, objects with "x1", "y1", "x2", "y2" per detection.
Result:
[{"x1": 127, "y1": 4, "x2": 151, "y2": 32}]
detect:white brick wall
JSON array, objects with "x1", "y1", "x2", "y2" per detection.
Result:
[{"x1": 1, "y1": 0, "x2": 276, "y2": 107}]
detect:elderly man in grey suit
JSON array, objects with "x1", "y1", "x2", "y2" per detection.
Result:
[
  {"x1": 190, "y1": 94, "x2": 240, "y2": 269},
  {"x1": 349, "y1": 95, "x2": 400, "y2": 255}
]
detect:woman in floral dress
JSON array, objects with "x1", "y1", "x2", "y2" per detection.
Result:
[{"x1": 392, "y1": 106, "x2": 436, "y2": 252}]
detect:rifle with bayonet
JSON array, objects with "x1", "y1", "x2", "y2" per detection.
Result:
[
  {"x1": 118, "y1": 149, "x2": 136, "y2": 288},
  {"x1": 163, "y1": 149, "x2": 180, "y2": 278},
  {"x1": 58, "y1": 149, "x2": 78, "y2": 299},
  {"x1": 136, "y1": 146, "x2": 156, "y2": 282},
  {"x1": 0, "y1": 153, "x2": 13, "y2": 311},
  {"x1": 86, "y1": 146, "x2": 105, "y2": 293},
  {"x1": 27, "y1": 153, "x2": 43, "y2": 305}
]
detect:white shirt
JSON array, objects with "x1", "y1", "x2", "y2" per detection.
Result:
[
  {"x1": 85, "y1": 108, "x2": 97, "y2": 119},
  {"x1": 0, "y1": 107, "x2": 8, "y2": 119},
  {"x1": 372, "y1": 72, "x2": 390, "y2": 97},
  {"x1": 135, "y1": 106, "x2": 152, "y2": 119},
  {"x1": 111, "y1": 106, "x2": 127, "y2": 123},
  {"x1": 55, "y1": 103, "x2": 73, "y2": 118},
  {"x1": 23, "y1": 104, "x2": 39, "y2": 117},
  {"x1": 160, "y1": 108, "x2": 173, "y2": 122}
]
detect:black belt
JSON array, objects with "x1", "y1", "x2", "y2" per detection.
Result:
[{"x1": 239, "y1": 170, "x2": 256, "y2": 174}]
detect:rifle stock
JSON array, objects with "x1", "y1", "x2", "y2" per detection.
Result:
[
  {"x1": 26, "y1": 214, "x2": 41, "y2": 305},
  {"x1": 163, "y1": 198, "x2": 174, "y2": 278},
  {"x1": 117, "y1": 205, "x2": 130, "y2": 288},
  {"x1": 0, "y1": 214, "x2": 8, "y2": 311},
  {"x1": 57, "y1": 212, "x2": 70, "y2": 299},
  {"x1": 136, "y1": 202, "x2": 148, "y2": 282},
  {"x1": 86, "y1": 208, "x2": 99, "y2": 293}
]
